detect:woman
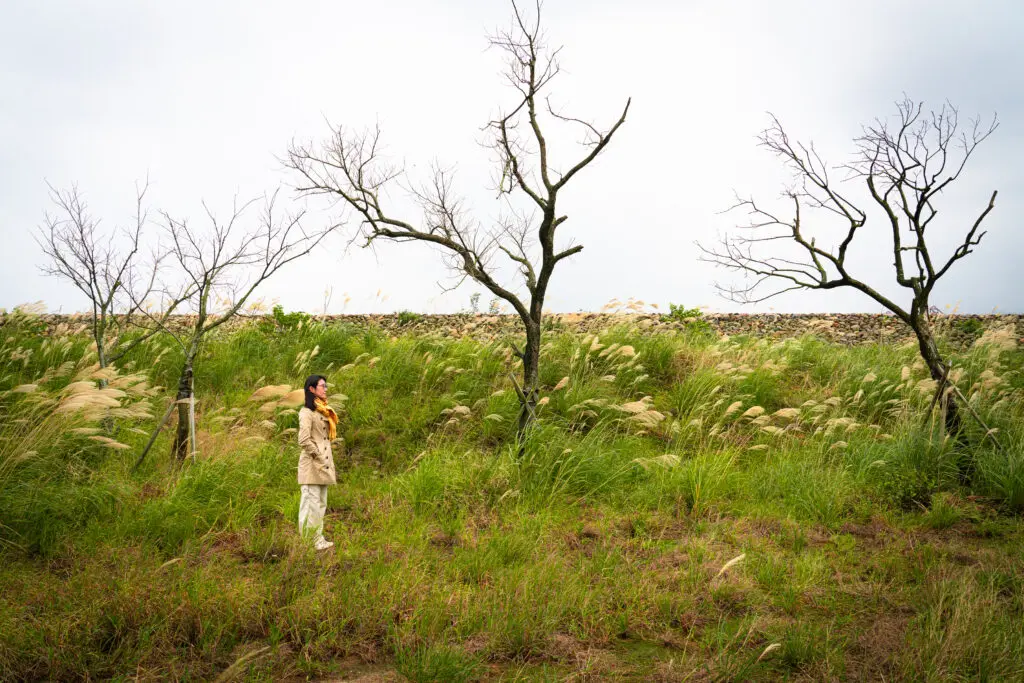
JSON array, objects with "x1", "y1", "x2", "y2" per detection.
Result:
[{"x1": 297, "y1": 374, "x2": 339, "y2": 550}]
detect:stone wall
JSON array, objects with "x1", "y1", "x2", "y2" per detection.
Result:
[
  {"x1": 7, "y1": 310, "x2": 1022, "y2": 347},
  {"x1": 323, "y1": 312, "x2": 1023, "y2": 347}
]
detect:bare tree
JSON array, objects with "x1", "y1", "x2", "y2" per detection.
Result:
[
  {"x1": 135, "y1": 190, "x2": 334, "y2": 464},
  {"x1": 285, "y1": 0, "x2": 630, "y2": 441},
  {"x1": 700, "y1": 98, "x2": 998, "y2": 434},
  {"x1": 37, "y1": 182, "x2": 185, "y2": 375}
]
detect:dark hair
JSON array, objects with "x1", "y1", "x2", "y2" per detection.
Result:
[{"x1": 303, "y1": 374, "x2": 327, "y2": 411}]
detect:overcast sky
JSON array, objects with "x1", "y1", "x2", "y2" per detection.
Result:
[{"x1": 2, "y1": 0, "x2": 1021, "y2": 315}]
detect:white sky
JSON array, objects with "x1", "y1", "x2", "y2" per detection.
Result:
[{"x1": 2, "y1": 0, "x2": 1021, "y2": 315}]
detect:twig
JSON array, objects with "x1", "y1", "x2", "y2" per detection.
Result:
[
  {"x1": 508, "y1": 372, "x2": 527, "y2": 404},
  {"x1": 948, "y1": 383, "x2": 1007, "y2": 453},
  {"x1": 133, "y1": 399, "x2": 177, "y2": 472},
  {"x1": 924, "y1": 363, "x2": 951, "y2": 430}
]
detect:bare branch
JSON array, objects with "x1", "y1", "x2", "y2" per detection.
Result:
[
  {"x1": 36, "y1": 181, "x2": 171, "y2": 368},
  {"x1": 701, "y1": 98, "x2": 999, "y2": 438},
  {"x1": 932, "y1": 190, "x2": 997, "y2": 283}
]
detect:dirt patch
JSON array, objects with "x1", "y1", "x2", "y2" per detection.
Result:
[
  {"x1": 46, "y1": 556, "x2": 75, "y2": 581},
  {"x1": 708, "y1": 584, "x2": 753, "y2": 617},
  {"x1": 316, "y1": 665, "x2": 406, "y2": 683},
  {"x1": 569, "y1": 647, "x2": 620, "y2": 679},
  {"x1": 839, "y1": 517, "x2": 895, "y2": 548},
  {"x1": 644, "y1": 516, "x2": 695, "y2": 542},
  {"x1": 544, "y1": 632, "x2": 588, "y2": 661},
  {"x1": 565, "y1": 524, "x2": 604, "y2": 554},
  {"x1": 195, "y1": 531, "x2": 249, "y2": 564},
  {"x1": 540, "y1": 634, "x2": 623, "y2": 678},
  {"x1": 618, "y1": 517, "x2": 644, "y2": 539},
  {"x1": 738, "y1": 517, "x2": 784, "y2": 538},
  {"x1": 428, "y1": 531, "x2": 460, "y2": 549},
  {"x1": 461, "y1": 634, "x2": 490, "y2": 656},
  {"x1": 846, "y1": 611, "x2": 912, "y2": 680},
  {"x1": 137, "y1": 482, "x2": 163, "y2": 502},
  {"x1": 650, "y1": 659, "x2": 710, "y2": 683},
  {"x1": 650, "y1": 550, "x2": 690, "y2": 574},
  {"x1": 805, "y1": 528, "x2": 832, "y2": 546},
  {"x1": 668, "y1": 612, "x2": 709, "y2": 637}
]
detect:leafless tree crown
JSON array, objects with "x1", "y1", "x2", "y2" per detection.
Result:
[
  {"x1": 285, "y1": 0, "x2": 630, "y2": 323},
  {"x1": 131, "y1": 189, "x2": 336, "y2": 464},
  {"x1": 700, "y1": 98, "x2": 998, "y2": 325},
  {"x1": 149, "y1": 189, "x2": 330, "y2": 344},
  {"x1": 37, "y1": 181, "x2": 167, "y2": 365}
]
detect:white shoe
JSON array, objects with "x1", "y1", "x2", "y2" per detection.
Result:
[{"x1": 314, "y1": 538, "x2": 334, "y2": 551}]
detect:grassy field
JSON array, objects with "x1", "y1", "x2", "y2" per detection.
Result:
[{"x1": 1, "y1": 307, "x2": 1023, "y2": 681}]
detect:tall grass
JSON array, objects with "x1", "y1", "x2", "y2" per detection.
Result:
[
  {"x1": 0, "y1": 310, "x2": 156, "y2": 553},
  {"x1": 1, "y1": 307, "x2": 1023, "y2": 680}
]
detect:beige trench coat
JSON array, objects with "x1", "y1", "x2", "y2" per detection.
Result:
[{"x1": 297, "y1": 406, "x2": 337, "y2": 485}]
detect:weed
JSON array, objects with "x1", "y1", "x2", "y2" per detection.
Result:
[{"x1": 397, "y1": 310, "x2": 424, "y2": 327}]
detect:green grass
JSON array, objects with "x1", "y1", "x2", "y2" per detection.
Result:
[{"x1": 1, "y1": 308, "x2": 1023, "y2": 680}]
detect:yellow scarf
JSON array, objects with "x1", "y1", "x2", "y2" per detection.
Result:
[{"x1": 314, "y1": 398, "x2": 338, "y2": 440}]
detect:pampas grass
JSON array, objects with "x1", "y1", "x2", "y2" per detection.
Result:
[{"x1": 1, "y1": 307, "x2": 1023, "y2": 680}]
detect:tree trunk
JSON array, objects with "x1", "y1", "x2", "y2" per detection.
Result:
[
  {"x1": 133, "y1": 399, "x2": 178, "y2": 472},
  {"x1": 516, "y1": 320, "x2": 542, "y2": 444},
  {"x1": 95, "y1": 334, "x2": 116, "y2": 433},
  {"x1": 172, "y1": 359, "x2": 194, "y2": 460},
  {"x1": 96, "y1": 342, "x2": 107, "y2": 371},
  {"x1": 914, "y1": 321, "x2": 962, "y2": 436},
  {"x1": 95, "y1": 335, "x2": 109, "y2": 386}
]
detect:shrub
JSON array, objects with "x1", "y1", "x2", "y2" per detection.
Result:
[
  {"x1": 260, "y1": 304, "x2": 312, "y2": 333},
  {"x1": 397, "y1": 310, "x2": 423, "y2": 326},
  {"x1": 858, "y1": 431, "x2": 961, "y2": 511},
  {"x1": 662, "y1": 303, "x2": 703, "y2": 323},
  {"x1": 951, "y1": 317, "x2": 985, "y2": 338},
  {"x1": 877, "y1": 465, "x2": 937, "y2": 511},
  {"x1": 661, "y1": 303, "x2": 713, "y2": 335}
]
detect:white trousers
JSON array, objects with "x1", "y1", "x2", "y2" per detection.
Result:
[{"x1": 298, "y1": 484, "x2": 329, "y2": 543}]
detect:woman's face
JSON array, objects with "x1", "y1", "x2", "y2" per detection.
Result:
[{"x1": 313, "y1": 378, "x2": 327, "y2": 401}]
